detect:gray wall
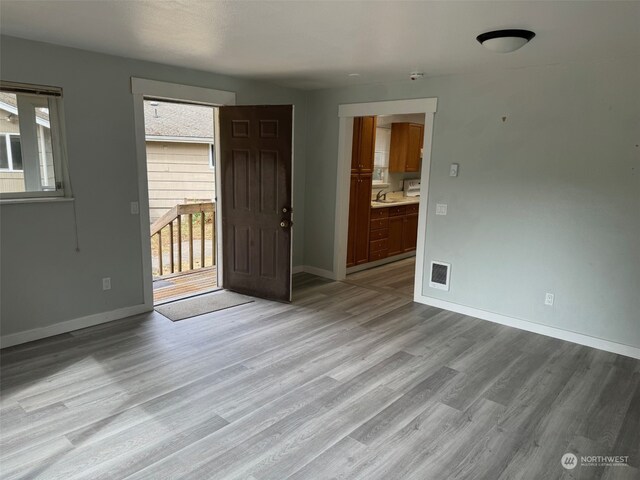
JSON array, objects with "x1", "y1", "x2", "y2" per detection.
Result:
[
  {"x1": 2, "y1": 34, "x2": 638, "y2": 351},
  {"x1": 304, "y1": 57, "x2": 640, "y2": 348},
  {"x1": 0, "y1": 36, "x2": 307, "y2": 337}
]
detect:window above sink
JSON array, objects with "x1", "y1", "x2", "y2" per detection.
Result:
[{"x1": 373, "y1": 126, "x2": 390, "y2": 185}]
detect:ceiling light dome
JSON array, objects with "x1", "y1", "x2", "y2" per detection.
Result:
[{"x1": 476, "y1": 29, "x2": 535, "y2": 53}]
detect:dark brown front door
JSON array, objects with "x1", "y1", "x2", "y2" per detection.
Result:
[{"x1": 219, "y1": 105, "x2": 293, "y2": 302}]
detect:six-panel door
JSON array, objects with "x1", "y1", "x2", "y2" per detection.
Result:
[{"x1": 219, "y1": 105, "x2": 293, "y2": 302}]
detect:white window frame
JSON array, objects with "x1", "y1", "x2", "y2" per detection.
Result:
[
  {"x1": 0, "y1": 133, "x2": 24, "y2": 172},
  {"x1": 0, "y1": 82, "x2": 70, "y2": 201}
]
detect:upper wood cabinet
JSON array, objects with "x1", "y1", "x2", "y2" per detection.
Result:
[
  {"x1": 351, "y1": 116, "x2": 377, "y2": 174},
  {"x1": 389, "y1": 122, "x2": 424, "y2": 173}
]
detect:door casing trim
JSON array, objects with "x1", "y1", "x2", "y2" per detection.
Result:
[
  {"x1": 131, "y1": 77, "x2": 236, "y2": 310},
  {"x1": 333, "y1": 98, "x2": 438, "y2": 302}
]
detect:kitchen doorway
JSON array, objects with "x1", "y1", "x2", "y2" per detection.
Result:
[
  {"x1": 344, "y1": 112, "x2": 426, "y2": 298},
  {"x1": 333, "y1": 98, "x2": 437, "y2": 302}
]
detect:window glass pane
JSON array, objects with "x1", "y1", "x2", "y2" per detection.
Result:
[
  {"x1": 0, "y1": 92, "x2": 21, "y2": 174},
  {"x1": 209, "y1": 144, "x2": 215, "y2": 168},
  {"x1": 10, "y1": 136, "x2": 22, "y2": 170},
  {"x1": 36, "y1": 107, "x2": 55, "y2": 188},
  {"x1": 0, "y1": 137, "x2": 8, "y2": 169},
  {"x1": 373, "y1": 166, "x2": 388, "y2": 184}
]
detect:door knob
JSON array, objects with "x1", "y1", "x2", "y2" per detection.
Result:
[
  {"x1": 282, "y1": 206, "x2": 293, "y2": 213},
  {"x1": 280, "y1": 219, "x2": 293, "y2": 228}
]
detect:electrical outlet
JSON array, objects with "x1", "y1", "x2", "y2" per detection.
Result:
[
  {"x1": 544, "y1": 292, "x2": 554, "y2": 306},
  {"x1": 102, "y1": 277, "x2": 111, "y2": 291},
  {"x1": 449, "y1": 163, "x2": 459, "y2": 177},
  {"x1": 436, "y1": 203, "x2": 448, "y2": 216},
  {"x1": 130, "y1": 201, "x2": 139, "y2": 215}
]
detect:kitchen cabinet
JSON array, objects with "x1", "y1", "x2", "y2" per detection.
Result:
[
  {"x1": 387, "y1": 215, "x2": 404, "y2": 256},
  {"x1": 403, "y1": 211, "x2": 419, "y2": 251},
  {"x1": 351, "y1": 116, "x2": 376, "y2": 174},
  {"x1": 347, "y1": 176, "x2": 358, "y2": 267},
  {"x1": 346, "y1": 173, "x2": 373, "y2": 267},
  {"x1": 368, "y1": 203, "x2": 419, "y2": 262},
  {"x1": 347, "y1": 116, "x2": 377, "y2": 267},
  {"x1": 389, "y1": 122, "x2": 424, "y2": 173}
]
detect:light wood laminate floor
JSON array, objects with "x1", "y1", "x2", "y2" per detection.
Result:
[{"x1": 1, "y1": 262, "x2": 639, "y2": 480}]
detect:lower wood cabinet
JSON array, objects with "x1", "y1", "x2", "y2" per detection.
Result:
[
  {"x1": 346, "y1": 173, "x2": 373, "y2": 267},
  {"x1": 369, "y1": 203, "x2": 419, "y2": 262},
  {"x1": 403, "y1": 212, "x2": 419, "y2": 251},
  {"x1": 387, "y1": 215, "x2": 404, "y2": 256}
]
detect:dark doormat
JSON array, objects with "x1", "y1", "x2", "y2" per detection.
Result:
[{"x1": 155, "y1": 290, "x2": 254, "y2": 321}]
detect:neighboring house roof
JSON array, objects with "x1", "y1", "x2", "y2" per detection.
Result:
[
  {"x1": 0, "y1": 92, "x2": 51, "y2": 127},
  {"x1": 144, "y1": 100, "x2": 214, "y2": 142}
]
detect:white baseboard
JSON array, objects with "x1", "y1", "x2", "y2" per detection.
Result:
[
  {"x1": 346, "y1": 252, "x2": 415, "y2": 275},
  {"x1": 414, "y1": 294, "x2": 640, "y2": 360},
  {"x1": 0, "y1": 303, "x2": 151, "y2": 349},
  {"x1": 300, "y1": 265, "x2": 337, "y2": 280}
]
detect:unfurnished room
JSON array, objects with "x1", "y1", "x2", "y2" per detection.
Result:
[{"x1": 0, "y1": 1, "x2": 639, "y2": 479}]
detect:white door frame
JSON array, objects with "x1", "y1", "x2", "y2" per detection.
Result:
[
  {"x1": 131, "y1": 78, "x2": 236, "y2": 309},
  {"x1": 333, "y1": 98, "x2": 438, "y2": 300}
]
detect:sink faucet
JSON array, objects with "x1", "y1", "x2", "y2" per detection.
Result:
[{"x1": 376, "y1": 190, "x2": 387, "y2": 201}]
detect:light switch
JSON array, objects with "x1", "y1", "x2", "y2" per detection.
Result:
[
  {"x1": 449, "y1": 163, "x2": 459, "y2": 177},
  {"x1": 436, "y1": 204, "x2": 448, "y2": 216},
  {"x1": 130, "y1": 201, "x2": 139, "y2": 215}
]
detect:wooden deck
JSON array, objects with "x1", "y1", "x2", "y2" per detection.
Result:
[{"x1": 153, "y1": 267, "x2": 218, "y2": 304}]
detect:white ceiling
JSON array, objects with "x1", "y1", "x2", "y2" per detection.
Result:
[{"x1": 1, "y1": 1, "x2": 639, "y2": 90}]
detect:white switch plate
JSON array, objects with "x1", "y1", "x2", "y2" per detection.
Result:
[
  {"x1": 449, "y1": 163, "x2": 459, "y2": 177},
  {"x1": 130, "y1": 201, "x2": 139, "y2": 215},
  {"x1": 436, "y1": 204, "x2": 448, "y2": 216},
  {"x1": 545, "y1": 292, "x2": 554, "y2": 306},
  {"x1": 102, "y1": 277, "x2": 111, "y2": 291}
]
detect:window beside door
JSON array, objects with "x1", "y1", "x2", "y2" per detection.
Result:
[{"x1": 373, "y1": 126, "x2": 390, "y2": 185}]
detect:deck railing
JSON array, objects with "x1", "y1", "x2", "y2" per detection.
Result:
[{"x1": 150, "y1": 202, "x2": 215, "y2": 277}]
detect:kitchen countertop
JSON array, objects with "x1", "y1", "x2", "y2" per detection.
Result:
[{"x1": 371, "y1": 192, "x2": 420, "y2": 209}]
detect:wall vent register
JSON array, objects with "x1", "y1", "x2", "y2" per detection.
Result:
[{"x1": 429, "y1": 261, "x2": 450, "y2": 291}]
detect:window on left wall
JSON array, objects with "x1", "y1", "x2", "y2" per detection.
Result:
[{"x1": 0, "y1": 82, "x2": 68, "y2": 200}]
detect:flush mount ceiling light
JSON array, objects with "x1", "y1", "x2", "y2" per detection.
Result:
[{"x1": 476, "y1": 29, "x2": 535, "y2": 53}]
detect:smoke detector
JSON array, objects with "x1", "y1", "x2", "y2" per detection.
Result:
[{"x1": 409, "y1": 72, "x2": 424, "y2": 81}]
